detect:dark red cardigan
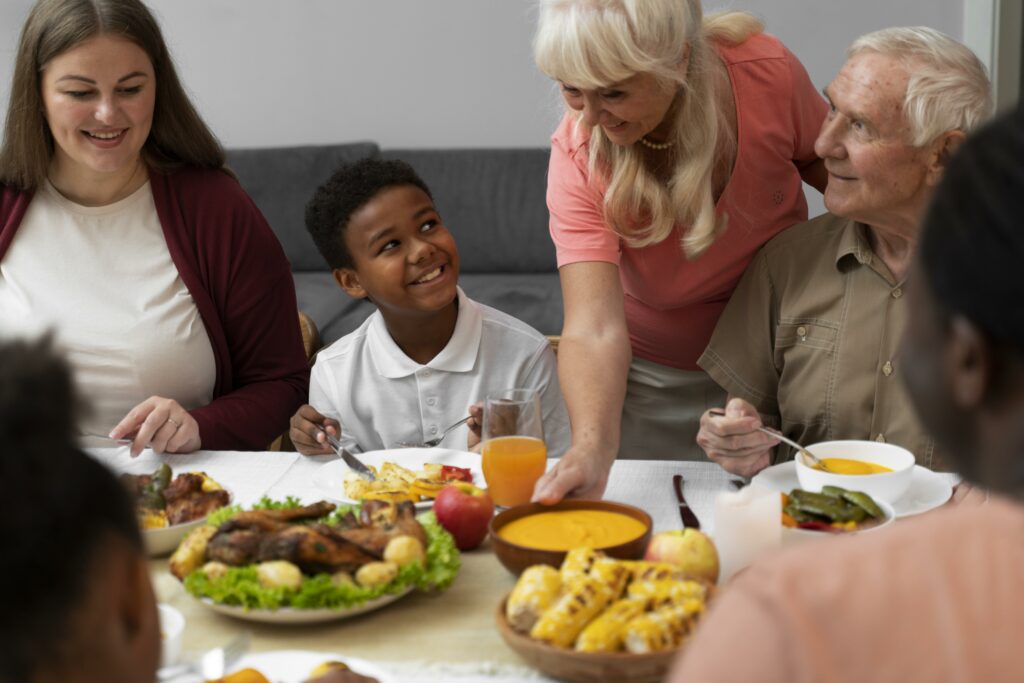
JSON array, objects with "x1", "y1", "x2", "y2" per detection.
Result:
[{"x1": 0, "y1": 167, "x2": 309, "y2": 450}]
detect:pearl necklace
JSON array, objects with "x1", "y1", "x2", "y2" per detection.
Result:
[{"x1": 638, "y1": 136, "x2": 674, "y2": 150}]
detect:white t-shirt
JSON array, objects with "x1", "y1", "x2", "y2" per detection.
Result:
[
  {"x1": 310, "y1": 288, "x2": 570, "y2": 457},
  {"x1": 0, "y1": 181, "x2": 216, "y2": 438}
]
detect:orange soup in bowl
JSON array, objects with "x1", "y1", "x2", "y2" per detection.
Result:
[
  {"x1": 811, "y1": 458, "x2": 893, "y2": 475},
  {"x1": 497, "y1": 510, "x2": 648, "y2": 551}
]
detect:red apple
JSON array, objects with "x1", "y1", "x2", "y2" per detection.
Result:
[
  {"x1": 433, "y1": 482, "x2": 495, "y2": 551},
  {"x1": 644, "y1": 528, "x2": 720, "y2": 585}
]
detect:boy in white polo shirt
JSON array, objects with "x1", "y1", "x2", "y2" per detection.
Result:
[{"x1": 289, "y1": 158, "x2": 570, "y2": 458}]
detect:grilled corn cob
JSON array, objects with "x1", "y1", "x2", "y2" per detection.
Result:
[
  {"x1": 506, "y1": 565, "x2": 562, "y2": 632},
  {"x1": 560, "y1": 547, "x2": 599, "y2": 585},
  {"x1": 623, "y1": 599, "x2": 704, "y2": 654},
  {"x1": 530, "y1": 574, "x2": 614, "y2": 648},
  {"x1": 574, "y1": 598, "x2": 647, "y2": 652},
  {"x1": 626, "y1": 579, "x2": 708, "y2": 610},
  {"x1": 588, "y1": 557, "x2": 630, "y2": 597},
  {"x1": 623, "y1": 560, "x2": 686, "y2": 583}
]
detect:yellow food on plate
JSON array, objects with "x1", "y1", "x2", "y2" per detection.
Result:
[
  {"x1": 209, "y1": 669, "x2": 271, "y2": 683},
  {"x1": 343, "y1": 460, "x2": 474, "y2": 503},
  {"x1": 496, "y1": 509, "x2": 648, "y2": 551},
  {"x1": 383, "y1": 535, "x2": 426, "y2": 567},
  {"x1": 355, "y1": 561, "x2": 399, "y2": 587},
  {"x1": 256, "y1": 560, "x2": 303, "y2": 590},
  {"x1": 506, "y1": 548, "x2": 713, "y2": 653},
  {"x1": 811, "y1": 457, "x2": 893, "y2": 474},
  {"x1": 169, "y1": 525, "x2": 218, "y2": 580},
  {"x1": 309, "y1": 661, "x2": 351, "y2": 678},
  {"x1": 140, "y1": 509, "x2": 168, "y2": 530}
]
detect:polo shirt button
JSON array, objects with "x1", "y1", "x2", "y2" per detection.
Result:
[
  {"x1": 892, "y1": 287, "x2": 903, "y2": 299},
  {"x1": 427, "y1": 397, "x2": 436, "y2": 406},
  {"x1": 422, "y1": 370, "x2": 431, "y2": 377},
  {"x1": 796, "y1": 326, "x2": 807, "y2": 338},
  {"x1": 876, "y1": 434, "x2": 886, "y2": 443},
  {"x1": 882, "y1": 361, "x2": 893, "y2": 376},
  {"x1": 430, "y1": 426, "x2": 438, "y2": 435}
]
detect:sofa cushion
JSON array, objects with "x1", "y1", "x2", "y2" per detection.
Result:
[
  {"x1": 294, "y1": 271, "x2": 563, "y2": 346},
  {"x1": 382, "y1": 149, "x2": 555, "y2": 274},
  {"x1": 227, "y1": 143, "x2": 380, "y2": 271}
]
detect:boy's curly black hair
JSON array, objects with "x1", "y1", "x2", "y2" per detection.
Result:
[{"x1": 304, "y1": 157, "x2": 433, "y2": 270}]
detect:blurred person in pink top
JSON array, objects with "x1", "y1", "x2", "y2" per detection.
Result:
[
  {"x1": 531, "y1": 0, "x2": 828, "y2": 502},
  {"x1": 670, "y1": 106, "x2": 1024, "y2": 683}
]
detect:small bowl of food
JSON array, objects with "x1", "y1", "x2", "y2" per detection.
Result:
[
  {"x1": 157, "y1": 603, "x2": 185, "y2": 668},
  {"x1": 795, "y1": 440, "x2": 915, "y2": 504},
  {"x1": 489, "y1": 500, "x2": 652, "y2": 575},
  {"x1": 781, "y1": 487, "x2": 895, "y2": 543}
]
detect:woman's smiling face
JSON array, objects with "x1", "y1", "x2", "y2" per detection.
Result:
[
  {"x1": 41, "y1": 33, "x2": 155, "y2": 184},
  {"x1": 560, "y1": 71, "x2": 680, "y2": 145}
]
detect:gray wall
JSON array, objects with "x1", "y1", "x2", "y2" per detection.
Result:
[{"x1": 0, "y1": 0, "x2": 965, "y2": 151}]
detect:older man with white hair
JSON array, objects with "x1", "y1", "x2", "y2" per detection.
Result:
[{"x1": 695, "y1": 27, "x2": 991, "y2": 476}]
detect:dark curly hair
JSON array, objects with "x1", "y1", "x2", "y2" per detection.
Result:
[
  {"x1": 0, "y1": 337, "x2": 143, "y2": 683},
  {"x1": 305, "y1": 157, "x2": 433, "y2": 270}
]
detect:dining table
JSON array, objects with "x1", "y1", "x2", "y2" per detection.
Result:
[{"x1": 89, "y1": 447, "x2": 954, "y2": 683}]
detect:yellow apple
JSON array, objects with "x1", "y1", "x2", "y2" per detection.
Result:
[{"x1": 644, "y1": 528, "x2": 720, "y2": 584}]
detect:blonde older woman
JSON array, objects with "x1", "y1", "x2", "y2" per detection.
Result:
[{"x1": 531, "y1": 0, "x2": 827, "y2": 502}]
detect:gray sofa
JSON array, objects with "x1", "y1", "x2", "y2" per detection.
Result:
[{"x1": 225, "y1": 143, "x2": 564, "y2": 345}]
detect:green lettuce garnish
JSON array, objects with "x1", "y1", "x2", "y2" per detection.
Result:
[{"x1": 183, "y1": 500, "x2": 460, "y2": 610}]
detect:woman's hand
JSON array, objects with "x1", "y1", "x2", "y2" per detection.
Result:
[
  {"x1": 532, "y1": 445, "x2": 612, "y2": 504},
  {"x1": 948, "y1": 481, "x2": 989, "y2": 507},
  {"x1": 696, "y1": 397, "x2": 778, "y2": 477},
  {"x1": 466, "y1": 402, "x2": 483, "y2": 452},
  {"x1": 110, "y1": 396, "x2": 201, "y2": 457},
  {"x1": 289, "y1": 404, "x2": 341, "y2": 456}
]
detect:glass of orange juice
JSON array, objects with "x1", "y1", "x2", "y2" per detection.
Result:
[{"x1": 481, "y1": 388, "x2": 547, "y2": 507}]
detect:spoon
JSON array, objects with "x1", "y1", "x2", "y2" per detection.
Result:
[{"x1": 706, "y1": 408, "x2": 831, "y2": 472}]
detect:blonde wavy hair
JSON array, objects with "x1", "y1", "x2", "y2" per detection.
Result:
[
  {"x1": 534, "y1": 0, "x2": 762, "y2": 257},
  {"x1": 849, "y1": 27, "x2": 992, "y2": 146}
]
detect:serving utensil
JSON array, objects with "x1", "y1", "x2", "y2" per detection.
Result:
[
  {"x1": 706, "y1": 408, "x2": 830, "y2": 472},
  {"x1": 396, "y1": 415, "x2": 472, "y2": 448},
  {"x1": 157, "y1": 631, "x2": 250, "y2": 681},
  {"x1": 671, "y1": 474, "x2": 701, "y2": 529},
  {"x1": 318, "y1": 429, "x2": 376, "y2": 481}
]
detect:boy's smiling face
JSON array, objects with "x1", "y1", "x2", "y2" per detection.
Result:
[{"x1": 334, "y1": 184, "x2": 460, "y2": 318}]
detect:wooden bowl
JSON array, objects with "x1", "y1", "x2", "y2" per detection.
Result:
[
  {"x1": 495, "y1": 597, "x2": 679, "y2": 683},
  {"x1": 488, "y1": 500, "x2": 652, "y2": 575}
]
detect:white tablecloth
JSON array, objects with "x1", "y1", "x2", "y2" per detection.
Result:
[{"x1": 90, "y1": 448, "x2": 957, "y2": 683}]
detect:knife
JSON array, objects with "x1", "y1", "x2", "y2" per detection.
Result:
[
  {"x1": 672, "y1": 474, "x2": 701, "y2": 529},
  {"x1": 319, "y1": 429, "x2": 376, "y2": 481}
]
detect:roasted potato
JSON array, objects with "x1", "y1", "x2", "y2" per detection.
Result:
[
  {"x1": 355, "y1": 561, "x2": 398, "y2": 587},
  {"x1": 383, "y1": 535, "x2": 425, "y2": 567},
  {"x1": 256, "y1": 560, "x2": 303, "y2": 590},
  {"x1": 169, "y1": 525, "x2": 217, "y2": 580}
]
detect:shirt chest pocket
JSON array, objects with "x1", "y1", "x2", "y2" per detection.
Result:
[{"x1": 773, "y1": 320, "x2": 838, "y2": 423}]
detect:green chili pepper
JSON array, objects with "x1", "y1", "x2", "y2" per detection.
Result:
[
  {"x1": 841, "y1": 490, "x2": 884, "y2": 519},
  {"x1": 821, "y1": 485, "x2": 847, "y2": 499}
]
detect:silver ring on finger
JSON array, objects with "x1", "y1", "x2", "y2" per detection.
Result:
[{"x1": 166, "y1": 417, "x2": 181, "y2": 430}]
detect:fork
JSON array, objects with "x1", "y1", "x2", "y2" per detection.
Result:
[
  {"x1": 396, "y1": 415, "x2": 472, "y2": 448},
  {"x1": 157, "y1": 631, "x2": 250, "y2": 681},
  {"x1": 79, "y1": 431, "x2": 134, "y2": 445}
]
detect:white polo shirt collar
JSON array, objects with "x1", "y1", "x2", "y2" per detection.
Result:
[{"x1": 367, "y1": 287, "x2": 483, "y2": 379}]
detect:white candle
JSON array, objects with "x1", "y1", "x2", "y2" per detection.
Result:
[{"x1": 713, "y1": 486, "x2": 782, "y2": 581}]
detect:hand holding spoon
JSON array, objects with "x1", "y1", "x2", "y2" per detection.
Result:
[{"x1": 707, "y1": 408, "x2": 830, "y2": 472}]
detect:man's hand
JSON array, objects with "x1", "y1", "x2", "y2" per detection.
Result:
[{"x1": 696, "y1": 397, "x2": 778, "y2": 477}]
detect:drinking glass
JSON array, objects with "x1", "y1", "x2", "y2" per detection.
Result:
[{"x1": 481, "y1": 388, "x2": 547, "y2": 507}]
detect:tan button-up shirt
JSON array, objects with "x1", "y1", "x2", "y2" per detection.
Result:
[{"x1": 698, "y1": 212, "x2": 942, "y2": 468}]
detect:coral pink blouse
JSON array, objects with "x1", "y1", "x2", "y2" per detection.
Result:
[{"x1": 548, "y1": 33, "x2": 828, "y2": 370}]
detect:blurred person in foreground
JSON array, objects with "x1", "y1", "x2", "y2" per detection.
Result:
[
  {"x1": 0, "y1": 336, "x2": 161, "y2": 683},
  {"x1": 696, "y1": 27, "x2": 991, "y2": 478},
  {"x1": 670, "y1": 107, "x2": 1024, "y2": 682}
]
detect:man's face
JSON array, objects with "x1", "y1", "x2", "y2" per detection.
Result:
[{"x1": 815, "y1": 51, "x2": 935, "y2": 227}]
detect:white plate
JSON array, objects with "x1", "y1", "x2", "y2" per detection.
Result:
[
  {"x1": 230, "y1": 650, "x2": 395, "y2": 683},
  {"x1": 145, "y1": 516, "x2": 210, "y2": 557},
  {"x1": 313, "y1": 447, "x2": 483, "y2": 509},
  {"x1": 198, "y1": 587, "x2": 413, "y2": 624},
  {"x1": 752, "y1": 461, "x2": 953, "y2": 518}
]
